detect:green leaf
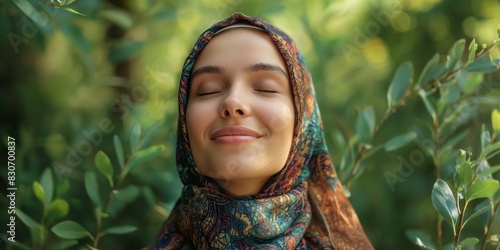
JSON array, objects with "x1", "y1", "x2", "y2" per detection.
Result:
[
  {"x1": 339, "y1": 136, "x2": 358, "y2": 172},
  {"x1": 108, "y1": 41, "x2": 144, "y2": 64},
  {"x1": 443, "y1": 243, "x2": 455, "y2": 250},
  {"x1": 332, "y1": 129, "x2": 346, "y2": 152},
  {"x1": 457, "y1": 71, "x2": 483, "y2": 94},
  {"x1": 405, "y1": 229, "x2": 436, "y2": 250},
  {"x1": 418, "y1": 89, "x2": 437, "y2": 121},
  {"x1": 467, "y1": 39, "x2": 477, "y2": 64},
  {"x1": 142, "y1": 186, "x2": 156, "y2": 208},
  {"x1": 107, "y1": 186, "x2": 140, "y2": 216},
  {"x1": 464, "y1": 200, "x2": 492, "y2": 227},
  {"x1": 45, "y1": 199, "x2": 69, "y2": 222},
  {"x1": 492, "y1": 109, "x2": 500, "y2": 133},
  {"x1": 384, "y1": 132, "x2": 417, "y2": 152},
  {"x1": 127, "y1": 145, "x2": 165, "y2": 172},
  {"x1": 431, "y1": 65, "x2": 446, "y2": 85},
  {"x1": 456, "y1": 237, "x2": 479, "y2": 248},
  {"x1": 475, "y1": 200, "x2": 494, "y2": 227},
  {"x1": 445, "y1": 39, "x2": 465, "y2": 73},
  {"x1": 63, "y1": 0, "x2": 76, "y2": 6},
  {"x1": 417, "y1": 53, "x2": 440, "y2": 87},
  {"x1": 56, "y1": 179, "x2": 70, "y2": 198},
  {"x1": 465, "y1": 53, "x2": 499, "y2": 73},
  {"x1": 355, "y1": 106, "x2": 375, "y2": 144},
  {"x1": 94, "y1": 151, "x2": 114, "y2": 187},
  {"x1": 431, "y1": 179, "x2": 458, "y2": 227},
  {"x1": 103, "y1": 225, "x2": 137, "y2": 235},
  {"x1": 387, "y1": 61, "x2": 413, "y2": 108},
  {"x1": 442, "y1": 129, "x2": 468, "y2": 150},
  {"x1": 12, "y1": 0, "x2": 49, "y2": 30},
  {"x1": 33, "y1": 181, "x2": 46, "y2": 206},
  {"x1": 482, "y1": 129, "x2": 491, "y2": 151},
  {"x1": 466, "y1": 179, "x2": 499, "y2": 201},
  {"x1": 62, "y1": 7, "x2": 85, "y2": 16},
  {"x1": 84, "y1": 171, "x2": 101, "y2": 206},
  {"x1": 484, "y1": 141, "x2": 500, "y2": 160},
  {"x1": 139, "y1": 120, "x2": 163, "y2": 150},
  {"x1": 456, "y1": 149, "x2": 467, "y2": 166},
  {"x1": 118, "y1": 186, "x2": 140, "y2": 202},
  {"x1": 16, "y1": 209, "x2": 40, "y2": 229},
  {"x1": 130, "y1": 122, "x2": 142, "y2": 151},
  {"x1": 477, "y1": 165, "x2": 500, "y2": 180},
  {"x1": 98, "y1": 9, "x2": 133, "y2": 29},
  {"x1": 494, "y1": 58, "x2": 500, "y2": 66},
  {"x1": 40, "y1": 168, "x2": 54, "y2": 205},
  {"x1": 47, "y1": 240, "x2": 78, "y2": 250},
  {"x1": 476, "y1": 160, "x2": 494, "y2": 182},
  {"x1": 455, "y1": 161, "x2": 473, "y2": 190},
  {"x1": 438, "y1": 83, "x2": 461, "y2": 105},
  {"x1": 114, "y1": 135, "x2": 125, "y2": 168},
  {"x1": 51, "y1": 221, "x2": 92, "y2": 240}
]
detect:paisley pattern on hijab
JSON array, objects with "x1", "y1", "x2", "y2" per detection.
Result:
[{"x1": 154, "y1": 12, "x2": 373, "y2": 249}]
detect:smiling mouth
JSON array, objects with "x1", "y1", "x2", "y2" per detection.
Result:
[{"x1": 211, "y1": 126, "x2": 262, "y2": 143}]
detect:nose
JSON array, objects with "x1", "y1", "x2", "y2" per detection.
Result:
[{"x1": 219, "y1": 87, "x2": 250, "y2": 118}]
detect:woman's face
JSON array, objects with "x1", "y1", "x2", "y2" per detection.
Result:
[{"x1": 186, "y1": 28, "x2": 295, "y2": 196}]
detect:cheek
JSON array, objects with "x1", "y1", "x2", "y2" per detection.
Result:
[
  {"x1": 186, "y1": 103, "x2": 213, "y2": 144},
  {"x1": 264, "y1": 101, "x2": 295, "y2": 135},
  {"x1": 258, "y1": 100, "x2": 295, "y2": 173}
]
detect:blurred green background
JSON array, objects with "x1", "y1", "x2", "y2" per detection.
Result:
[{"x1": 1, "y1": 0, "x2": 500, "y2": 249}]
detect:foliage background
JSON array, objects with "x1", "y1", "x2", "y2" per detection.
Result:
[{"x1": 1, "y1": 0, "x2": 500, "y2": 249}]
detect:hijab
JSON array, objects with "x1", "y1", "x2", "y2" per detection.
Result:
[{"x1": 154, "y1": 12, "x2": 373, "y2": 250}]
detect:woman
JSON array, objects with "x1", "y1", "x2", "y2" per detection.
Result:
[{"x1": 154, "y1": 12, "x2": 373, "y2": 249}]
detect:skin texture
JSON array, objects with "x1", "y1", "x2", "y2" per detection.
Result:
[{"x1": 186, "y1": 28, "x2": 295, "y2": 197}]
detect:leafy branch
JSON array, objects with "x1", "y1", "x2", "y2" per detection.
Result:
[
  {"x1": 37, "y1": 0, "x2": 84, "y2": 16},
  {"x1": 405, "y1": 109, "x2": 500, "y2": 250},
  {"x1": 341, "y1": 34, "x2": 500, "y2": 186},
  {"x1": 334, "y1": 25, "x2": 500, "y2": 250},
  {"x1": 81, "y1": 122, "x2": 164, "y2": 249},
  {"x1": 87, "y1": 122, "x2": 164, "y2": 248},
  {"x1": 8, "y1": 121, "x2": 165, "y2": 249}
]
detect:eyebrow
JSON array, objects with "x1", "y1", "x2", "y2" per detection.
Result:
[
  {"x1": 190, "y1": 65, "x2": 226, "y2": 81},
  {"x1": 190, "y1": 63, "x2": 288, "y2": 81},
  {"x1": 244, "y1": 63, "x2": 288, "y2": 78}
]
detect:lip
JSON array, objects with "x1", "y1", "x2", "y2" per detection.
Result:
[{"x1": 211, "y1": 126, "x2": 262, "y2": 144}]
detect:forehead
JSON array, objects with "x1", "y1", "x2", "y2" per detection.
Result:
[{"x1": 192, "y1": 28, "x2": 287, "y2": 72}]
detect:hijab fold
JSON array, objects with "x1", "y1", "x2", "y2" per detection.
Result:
[{"x1": 155, "y1": 12, "x2": 373, "y2": 250}]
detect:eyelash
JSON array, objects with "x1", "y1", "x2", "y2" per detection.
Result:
[
  {"x1": 197, "y1": 89, "x2": 277, "y2": 96},
  {"x1": 198, "y1": 91, "x2": 221, "y2": 96},
  {"x1": 256, "y1": 89, "x2": 277, "y2": 93}
]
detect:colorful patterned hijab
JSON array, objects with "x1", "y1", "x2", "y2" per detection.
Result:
[{"x1": 154, "y1": 13, "x2": 373, "y2": 249}]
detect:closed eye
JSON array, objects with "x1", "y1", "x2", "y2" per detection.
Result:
[
  {"x1": 198, "y1": 91, "x2": 221, "y2": 96},
  {"x1": 256, "y1": 89, "x2": 278, "y2": 93}
]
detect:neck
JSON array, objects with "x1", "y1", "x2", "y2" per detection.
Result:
[{"x1": 215, "y1": 177, "x2": 270, "y2": 197}]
